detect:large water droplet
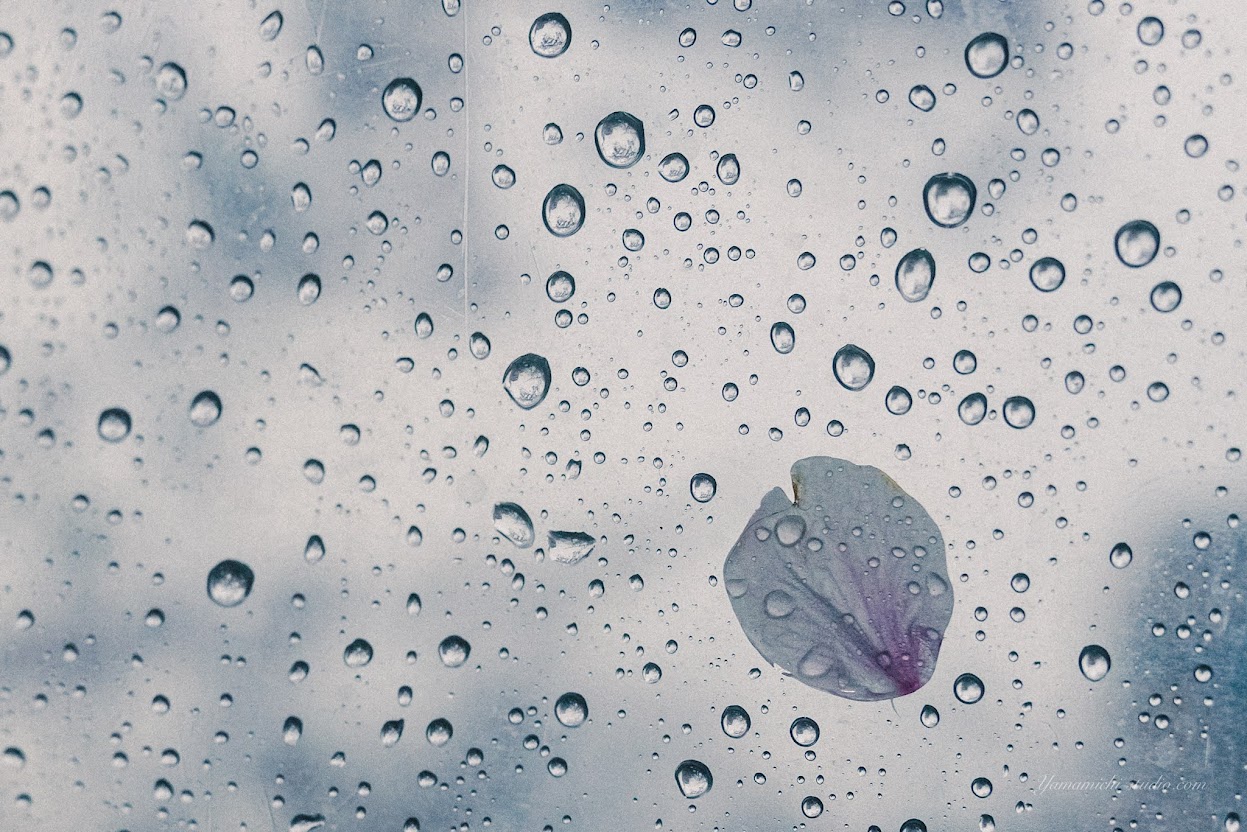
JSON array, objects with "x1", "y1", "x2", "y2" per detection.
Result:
[
  {"x1": 594, "y1": 112, "x2": 645, "y2": 168},
  {"x1": 502, "y1": 353, "x2": 552, "y2": 409},
  {"x1": 529, "y1": 12, "x2": 572, "y2": 58},
  {"x1": 833, "y1": 344, "x2": 875, "y2": 391},
  {"x1": 382, "y1": 77, "x2": 422, "y2": 122},
  {"x1": 674, "y1": 760, "x2": 713, "y2": 799},
  {"x1": 1078, "y1": 644, "x2": 1111, "y2": 681},
  {"x1": 542, "y1": 184, "x2": 585, "y2": 237},
  {"x1": 1114, "y1": 220, "x2": 1160, "y2": 268},
  {"x1": 1150, "y1": 281, "x2": 1182, "y2": 312},
  {"x1": 690, "y1": 472, "x2": 717, "y2": 503},
  {"x1": 923, "y1": 173, "x2": 976, "y2": 228},
  {"x1": 789, "y1": 716, "x2": 819, "y2": 746},
  {"x1": 895, "y1": 248, "x2": 936, "y2": 302},
  {"x1": 548, "y1": 530, "x2": 596, "y2": 564},
  {"x1": 965, "y1": 32, "x2": 1009, "y2": 78},
  {"x1": 720, "y1": 705, "x2": 751, "y2": 738},
  {"x1": 438, "y1": 635, "x2": 471, "y2": 667},
  {"x1": 155, "y1": 62, "x2": 187, "y2": 100},
  {"x1": 953, "y1": 672, "x2": 984, "y2": 704},
  {"x1": 493, "y1": 503, "x2": 535, "y2": 549},
  {"x1": 555, "y1": 692, "x2": 588, "y2": 727},
  {"x1": 1002, "y1": 396, "x2": 1035, "y2": 429},
  {"x1": 1109, "y1": 542, "x2": 1133, "y2": 569},
  {"x1": 659, "y1": 152, "x2": 689, "y2": 182},
  {"x1": 770, "y1": 321, "x2": 796, "y2": 354},
  {"x1": 206, "y1": 559, "x2": 254, "y2": 607}
]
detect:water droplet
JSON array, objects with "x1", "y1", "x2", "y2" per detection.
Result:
[
  {"x1": 98, "y1": 408, "x2": 132, "y2": 442},
  {"x1": 594, "y1": 111, "x2": 645, "y2": 168},
  {"x1": 1114, "y1": 220, "x2": 1160, "y2": 268},
  {"x1": 895, "y1": 248, "x2": 936, "y2": 302},
  {"x1": 920, "y1": 704, "x2": 940, "y2": 727},
  {"x1": 548, "y1": 530, "x2": 596, "y2": 564},
  {"x1": 886, "y1": 386, "x2": 913, "y2": 415},
  {"x1": 555, "y1": 692, "x2": 588, "y2": 727},
  {"x1": 546, "y1": 271, "x2": 575, "y2": 303},
  {"x1": 529, "y1": 12, "x2": 571, "y2": 58},
  {"x1": 343, "y1": 638, "x2": 374, "y2": 668},
  {"x1": 438, "y1": 635, "x2": 471, "y2": 668},
  {"x1": 189, "y1": 391, "x2": 222, "y2": 427},
  {"x1": 493, "y1": 502, "x2": 535, "y2": 548},
  {"x1": 426, "y1": 718, "x2": 453, "y2": 746},
  {"x1": 659, "y1": 152, "x2": 690, "y2": 182},
  {"x1": 1028, "y1": 257, "x2": 1065, "y2": 292},
  {"x1": 958, "y1": 393, "x2": 987, "y2": 425},
  {"x1": 716, "y1": 153, "x2": 740, "y2": 185},
  {"x1": 953, "y1": 672, "x2": 984, "y2": 704},
  {"x1": 1137, "y1": 16, "x2": 1164, "y2": 46},
  {"x1": 674, "y1": 760, "x2": 713, "y2": 798},
  {"x1": 1109, "y1": 542, "x2": 1133, "y2": 569},
  {"x1": 802, "y1": 796, "x2": 824, "y2": 818},
  {"x1": 789, "y1": 716, "x2": 820, "y2": 746},
  {"x1": 770, "y1": 321, "x2": 796, "y2": 354},
  {"x1": 833, "y1": 344, "x2": 875, "y2": 391},
  {"x1": 382, "y1": 77, "x2": 422, "y2": 122},
  {"x1": 155, "y1": 62, "x2": 187, "y2": 100},
  {"x1": 965, "y1": 32, "x2": 1009, "y2": 78},
  {"x1": 690, "y1": 473, "x2": 717, "y2": 503},
  {"x1": 720, "y1": 705, "x2": 751, "y2": 738},
  {"x1": 542, "y1": 184, "x2": 585, "y2": 237},
  {"x1": 381, "y1": 719, "x2": 404, "y2": 747},
  {"x1": 1002, "y1": 396, "x2": 1035, "y2": 429},
  {"x1": 923, "y1": 172, "x2": 976, "y2": 228},
  {"x1": 1078, "y1": 644, "x2": 1111, "y2": 681},
  {"x1": 502, "y1": 353, "x2": 552, "y2": 409},
  {"x1": 258, "y1": 10, "x2": 283, "y2": 41},
  {"x1": 908, "y1": 85, "x2": 936, "y2": 112},
  {"x1": 206, "y1": 560, "x2": 254, "y2": 607}
]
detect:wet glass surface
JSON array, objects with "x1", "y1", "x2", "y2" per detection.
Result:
[{"x1": 0, "y1": 1, "x2": 1244, "y2": 830}]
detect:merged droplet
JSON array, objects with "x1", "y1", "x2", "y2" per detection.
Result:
[
  {"x1": 674, "y1": 760, "x2": 713, "y2": 799},
  {"x1": 529, "y1": 12, "x2": 572, "y2": 58},
  {"x1": 206, "y1": 559, "x2": 255, "y2": 607},
  {"x1": 1078, "y1": 644, "x2": 1111, "y2": 681},
  {"x1": 542, "y1": 184, "x2": 585, "y2": 237},
  {"x1": 502, "y1": 353, "x2": 552, "y2": 409},
  {"x1": 594, "y1": 112, "x2": 645, "y2": 168},
  {"x1": 723, "y1": 458, "x2": 954, "y2": 700},
  {"x1": 964, "y1": 32, "x2": 1009, "y2": 78},
  {"x1": 548, "y1": 530, "x2": 596, "y2": 564},
  {"x1": 833, "y1": 344, "x2": 875, "y2": 391},
  {"x1": 923, "y1": 173, "x2": 976, "y2": 228},
  {"x1": 382, "y1": 77, "x2": 422, "y2": 122},
  {"x1": 1114, "y1": 220, "x2": 1160, "y2": 268},
  {"x1": 895, "y1": 248, "x2": 936, "y2": 302},
  {"x1": 493, "y1": 502, "x2": 535, "y2": 548}
]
